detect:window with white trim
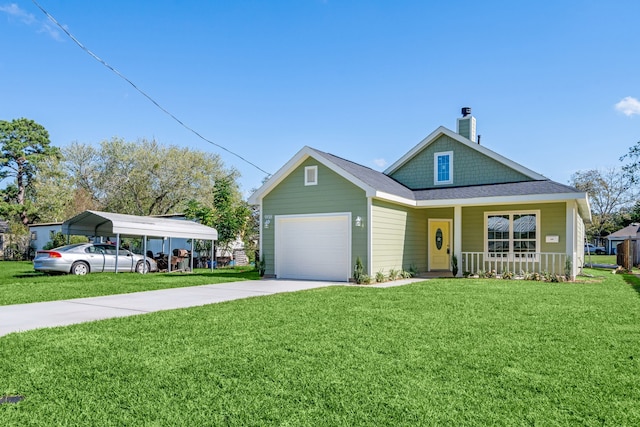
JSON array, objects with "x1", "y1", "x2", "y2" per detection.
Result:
[
  {"x1": 304, "y1": 166, "x2": 318, "y2": 186},
  {"x1": 434, "y1": 151, "x2": 453, "y2": 185},
  {"x1": 486, "y1": 211, "x2": 539, "y2": 259}
]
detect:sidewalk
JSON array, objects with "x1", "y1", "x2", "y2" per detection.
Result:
[{"x1": 0, "y1": 278, "x2": 424, "y2": 337}]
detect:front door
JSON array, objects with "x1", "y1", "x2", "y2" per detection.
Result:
[{"x1": 429, "y1": 220, "x2": 451, "y2": 271}]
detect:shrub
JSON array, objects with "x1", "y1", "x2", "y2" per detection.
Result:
[
  {"x1": 501, "y1": 270, "x2": 514, "y2": 280},
  {"x1": 402, "y1": 270, "x2": 413, "y2": 279},
  {"x1": 451, "y1": 255, "x2": 458, "y2": 276},
  {"x1": 388, "y1": 268, "x2": 400, "y2": 281},
  {"x1": 354, "y1": 257, "x2": 364, "y2": 284},
  {"x1": 375, "y1": 270, "x2": 386, "y2": 283},
  {"x1": 360, "y1": 274, "x2": 371, "y2": 284}
]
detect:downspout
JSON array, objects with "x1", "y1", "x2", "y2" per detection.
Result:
[{"x1": 367, "y1": 197, "x2": 372, "y2": 276}]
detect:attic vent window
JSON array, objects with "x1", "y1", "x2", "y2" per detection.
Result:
[
  {"x1": 305, "y1": 166, "x2": 318, "y2": 186},
  {"x1": 434, "y1": 151, "x2": 453, "y2": 185}
]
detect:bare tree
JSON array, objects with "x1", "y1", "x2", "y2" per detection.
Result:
[{"x1": 570, "y1": 168, "x2": 637, "y2": 242}]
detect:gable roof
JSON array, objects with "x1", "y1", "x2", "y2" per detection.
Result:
[
  {"x1": 384, "y1": 126, "x2": 547, "y2": 181},
  {"x1": 606, "y1": 223, "x2": 640, "y2": 240},
  {"x1": 248, "y1": 146, "x2": 591, "y2": 221}
]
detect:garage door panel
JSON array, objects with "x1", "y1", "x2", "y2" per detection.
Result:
[{"x1": 275, "y1": 214, "x2": 350, "y2": 281}]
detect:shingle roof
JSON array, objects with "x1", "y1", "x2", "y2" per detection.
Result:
[
  {"x1": 607, "y1": 223, "x2": 640, "y2": 239},
  {"x1": 413, "y1": 180, "x2": 583, "y2": 201},
  {"x1": 312, "y1": 148, "x2": 583, "y2": 201},
  {"x1": 313, "y1": 150, "x2": 415, "y2": 199}
]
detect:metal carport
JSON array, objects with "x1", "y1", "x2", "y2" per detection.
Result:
[{"x1": 62, "y1": 210, "x2": 218, "y2": 273}]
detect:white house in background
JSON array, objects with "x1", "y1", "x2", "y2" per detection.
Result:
[{"x1": 28, "y1": 222, "x2": 63, "y2": 251}]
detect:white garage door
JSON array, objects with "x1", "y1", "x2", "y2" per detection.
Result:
[{"x1": 275, "y1": 214, "x2": 351, "y2": 282}]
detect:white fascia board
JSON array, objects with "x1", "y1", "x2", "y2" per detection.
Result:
[
  {"x1": 415, "y1": 192, "x2": 589, "y2": 209},
  {"x1": 373, "y1": 191, "x2": 416, "y2": 206},
  {"x1": 247, "y1": 146, "x2": 376, "y2": 204},
  {"x1": 384, "y1": 126, "x2": 547, "y2": 181}
]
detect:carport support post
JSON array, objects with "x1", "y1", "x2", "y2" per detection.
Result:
[
  {"x1": 115, "y1": 233, "x2": 121, "y2": 274},
  {"x1": 142, "y1": 236, "x2": 148, "y2": 274},
  {"x1": 210, "y1": 240, "x2": 215, "y2": 271},
  {"x1": 168, "y1": 238, "x2": 172, "y2": 272},
  {"x1": 190, "y1": 239, "x2": 194, "y2": 271}
]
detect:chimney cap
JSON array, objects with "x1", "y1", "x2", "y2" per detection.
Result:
[{"x1": 461, "y1": 107, "x2": 472, "y2": 117}]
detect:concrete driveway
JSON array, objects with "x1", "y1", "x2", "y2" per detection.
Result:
[{"x1": 0, "y1": 278, "x2": 424, "y2": 337}]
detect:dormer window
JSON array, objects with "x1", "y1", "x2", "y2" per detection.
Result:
[
  {"x1": 305, "y1": 166, "x2": 318, "y2": 186},
  {"x1": 434, "y1": 151, "x2": 453, "y2": 185}
]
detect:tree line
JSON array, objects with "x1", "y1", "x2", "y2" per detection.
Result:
[{"x1": 0, "y1": 118, "x2": 257, "y2": 259}]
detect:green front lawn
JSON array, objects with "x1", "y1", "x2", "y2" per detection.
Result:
[
  {"x1": 1, "y1": 270, "x2": 639, "y2": 425},
  {"x1": 0, "y1": 261, "x2": 259, "y2": 306}
]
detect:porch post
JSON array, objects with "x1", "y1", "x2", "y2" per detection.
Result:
[
  {"x1": 454, "y1": 205, "x2": 462, "y2": 277},
  {"x1": 566, "y1": 201, "x2": 577, "y2": 278}
]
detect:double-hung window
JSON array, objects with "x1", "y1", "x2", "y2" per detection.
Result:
[
  {"x1": 434, "y1": 151, "x2": 453, "y2": 185},
  {"x1": 486, "y1": 211, "x2": 539, "y2": 260}
]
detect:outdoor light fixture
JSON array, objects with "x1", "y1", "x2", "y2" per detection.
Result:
[
  {"x1": 355, "y1": 216, "x2": 362, "y2": 227},
  {"x1": 264, "y1": 219, "x2": 271, "y2": 229}
]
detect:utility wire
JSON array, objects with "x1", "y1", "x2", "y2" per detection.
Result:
[{"x1": 31, "y1": 0, "x2": 272, "y2": 177}]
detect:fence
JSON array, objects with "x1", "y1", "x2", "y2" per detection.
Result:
[{"x1": 461, "y1": 252, "x2": 568, "y2": 275}]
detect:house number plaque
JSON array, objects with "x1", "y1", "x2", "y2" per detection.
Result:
[{"x1": 435, "y1": 228, "x2": 443, "y2": 250}]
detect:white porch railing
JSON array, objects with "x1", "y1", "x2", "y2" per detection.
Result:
[{"x1": 461, "y1": 252, "x2": 568, "y2": 275}]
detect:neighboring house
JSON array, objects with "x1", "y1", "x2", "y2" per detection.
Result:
[
  {"x1": 28, "y1": 222, "x2": 63, "y2": 251},
  {"x1": 248, "y1": 109, "x2": 591, "y2": 281},
  {"x1": 605, "y1": 223, "x2": 640, "y2": 254}
]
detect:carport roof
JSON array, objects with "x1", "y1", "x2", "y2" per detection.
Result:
[{"x1": 62, "y1": 210, "x2": 218, "y2": 240}]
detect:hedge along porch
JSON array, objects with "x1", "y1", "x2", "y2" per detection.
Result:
[
  {"x1": 249, "y1": 109, "x2": 591, "y2": 281},
  {"x1": 62, "y1": 210, "x2": 218, "y2": 273}
]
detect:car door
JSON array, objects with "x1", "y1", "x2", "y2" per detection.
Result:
[
  {"x1": 115, "y1": 248, "x2": 135, "y2": 272},
  {"x1": 84, "y1": 245, "x2": 107, "y2": 272}
]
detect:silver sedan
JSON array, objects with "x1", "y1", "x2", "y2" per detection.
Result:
[{"x1": 34, "y1": 243, "x2": 158, "y2": 275}]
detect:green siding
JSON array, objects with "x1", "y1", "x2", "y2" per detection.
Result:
[
  {"x1": 389, "y1": 134, "x2": 531, "y2": 189},
  {"x1": 371, "y1": 200, "x2": 428, "y2": 274},
  {"x1": 262, "y1": 158, "x2": 367, "y2": 277},
  {"x1": 461, "y1": 203, "x2": 567, "y2": 253}
]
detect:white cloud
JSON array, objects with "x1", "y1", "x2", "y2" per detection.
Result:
[
  {"x1": 38, "y1": 22, "x2": 62, "y2": 41},
  {"x1": 1, "y1": 3, "x2": 62, "y2": 40},
  {"x1": 615, "y1": 96, "x2": 640, "y2": 117},
  {"x1": 0, "y1": 3, "x2": 35, "y2": 24},
  {"x1": 373, "y1": 158, "x2": 387, "y2": 168}
]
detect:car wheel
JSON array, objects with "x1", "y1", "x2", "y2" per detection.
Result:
[
  {"x1": 71, "y1": 261, "x2": 89, "y2": 275},
  {"x1": 136, "y1": 260, "x2": 149, "y2": 274},
  {"x1": 596, "y1": 250, "x2": 604, "y2": 255}
]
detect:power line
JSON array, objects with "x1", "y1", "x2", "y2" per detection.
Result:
[{"x1": 31, "y1": 0, "x2": 272, "y2": 177}]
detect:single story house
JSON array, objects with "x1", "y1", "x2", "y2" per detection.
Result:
[
  {"x1": 248, "y1": 109, "x2": 591, "y2": 281},
  {"x1": 605, "y1": 223, "x2": 640, "y2": 254},
  {"x1": 28, "y1": 221, "x2": 64, "y2": 251}
]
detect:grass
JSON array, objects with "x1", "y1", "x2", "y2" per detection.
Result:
[
  {"x1": 0, "y1": 261, "x2": 259, "y2": 306},
  {"x1": 583, "y1": 254, "x2": 617, "y2": 265},
  {"x1": 1, "y1": 270, "x2": 639, "y2": 425}
]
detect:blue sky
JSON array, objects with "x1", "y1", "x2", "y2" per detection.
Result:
[{"x1": 1, "y1": 1, "x2": 639, "y2": 196}]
